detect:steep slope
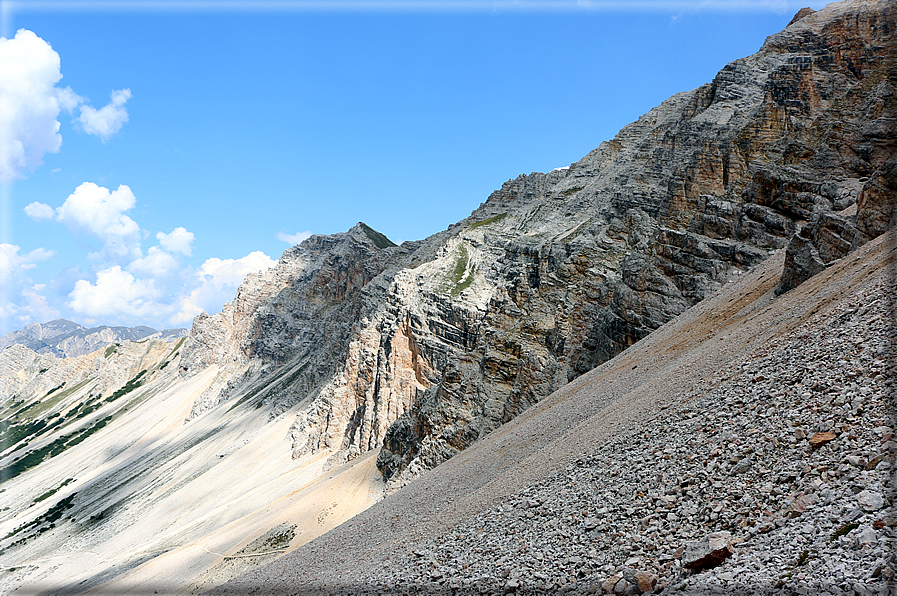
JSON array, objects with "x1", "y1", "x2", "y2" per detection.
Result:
[
  {"x1": 176, "y1": 0, "x2": 896, "y2": 486},
  {"x1": 0, "y1": 337, "x2": 384, "y2": 595},
  {"x1": 211, "y1": 199, "x2": 896, "y2": 596}
]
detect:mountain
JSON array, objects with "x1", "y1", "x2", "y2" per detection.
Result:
[
  {"x1": 177, "y1": 0, "x2": 896, "y2": 488},
  {"x1": 0, "y1": 1, "x2": 894, "y2": 593},
  {"x1": 0, "y1": 319, "x2": 188, "y2": 360},
  {"x1": 213, "y1": 190, "x2": 897, "y2": 596}
]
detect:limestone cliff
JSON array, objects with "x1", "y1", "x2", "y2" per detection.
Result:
[{"x1": 176, "y1": 0, "x2": 896, "y2": 483}]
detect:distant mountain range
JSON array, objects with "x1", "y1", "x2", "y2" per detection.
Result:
[{"x1": 0, "y1": 319, "x2": 188, "y2": 359}]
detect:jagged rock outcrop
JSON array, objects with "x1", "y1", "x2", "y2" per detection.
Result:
[
  {"x1": 779, "y1": 152, "x2": 897, "y2": 291},
  {"x1": 178, "y1": 0, "x2": 897, "y2": 483},
  {"x1": 0, "y1": 344, "x2": 57, "y2": 399},
  {"x1": 178, "y1": 223, "x2": 422, "y2": 445}
]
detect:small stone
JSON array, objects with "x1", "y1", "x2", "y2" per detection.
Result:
[
  {"x1": 847, "y1": 455, "x2": 867, "y2": 468},
  {"x1": 634, "y1": 571, "x2": 656, "y2": 593},
  {"x1": 856, "y1": 490, "x2": 884, "y2": 511},
  {"x1": 856, "y1": 526, "x2": 877, "y2": 545},
  {"x1": 682, "y1": 531, "x2": 734, "y2": 571},
  {"x1": 503, "y1": 578, "x2": 520, "y2": 593},
  {"x1": 731, "y1": 458, "x2": 752, "y2": 475},
  {"x1": 613, "y1": 578, "x2": 630, "y2": 595},
  {"x1": 808, "y1": 432, "x2": 837, "y2": 448},
  {"x1": 601, "y1": 575, "x2": 621, "y2": 594},
  {"x1": 864, "y1": 453, "x2": 885, "y2": 470}
]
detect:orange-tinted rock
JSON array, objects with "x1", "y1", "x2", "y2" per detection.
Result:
[{"x1": 808, "y1": 431, "x2": 837, "y2": 448}]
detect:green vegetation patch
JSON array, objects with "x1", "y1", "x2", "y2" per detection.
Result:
[
  {"x1": 0, "y1": 413, "x2": 69, "y2": 454},
  {"x1": 469, "y1": 213, "x2": 507, "y2": 230},
  {"x1": 105, "y1": 370, "x2": 147, "y2": 403},
  {"x1": 42, "y1": 383, "x2": 66, "y2": 398},
  {"x1": 2, "y1": 493, "x2": 77, "y2": 547},
  {"x1": 158, "y1": 338, "x2": 185, "y2": 370},
  {"x1": 18, "y1": 378, "x2": 92, "y2": 421},
  {"x1": 559, "y1": 185, "x2": 584, "y2": 197},
  {"x1": 33, "y1": 478, "x2": 75, "y2": 504},
  {"x1": 0, "y1": 415, "x2": 113, "y2": 484},
  {"x1": 229, "y1": 523, "x2": 296, "y2": 558},
  {"x1": 440, "y1": 244, "x2": 475, "y2": 297},
  {"x1": 104, "y1": 344, "x2": 119, "y2": 358},
  {"x1": 359, "y1": 222, "x2": 397, "y2": 249},
  {"x1": 831, "y1": 522, "x2": 858, "y2": 541}
]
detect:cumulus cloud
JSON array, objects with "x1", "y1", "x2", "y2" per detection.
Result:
[
  {"x1": 67, "y1": 265, "x2": 167, "y2": 321},
  {"x1": 172, "y1": 251, "x2": 275, "y2": 324},
  {"x1": 24, "y1": 201, "x2": 55, "y2": 221},
  {"x1": 128, "y1": 246, "x2": 181, "y2": 278},
  {"x1": 277, "y1": 230, "x2": 313, "y2": 245},
  {"x1": 0, "y1": 243, "x2": 55, "y2": 282},
  {"x1": 55, "y1": 182, "x2": 142, "y2": 261},
  {"x1": 0, "y1": 29, "x2": 83, "y2": 183},
  {"x1": 78, "y1": 88, "x2": 131, "y2": 141},
  {"x1": 0, "y1": 29, "x2": 131, "y2": 181},
  {"x1": 157, "y1": 227, "x2": 194, "y2": 256}
]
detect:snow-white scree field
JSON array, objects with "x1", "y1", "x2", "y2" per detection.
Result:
[{"x1": 349, "y1": 264, "x2": 895, "y2": 593}]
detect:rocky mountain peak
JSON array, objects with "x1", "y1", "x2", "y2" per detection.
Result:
[{"x1": 788, "y1": 6, "x2": 817, "y2": 26}]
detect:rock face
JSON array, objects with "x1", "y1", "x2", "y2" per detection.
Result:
[
  {"x1": 0, "y1": 319, "x2": 188, "y2": 360},
  {"x1": 178, "y1": 0, "x2": 897, "y2": 483}
]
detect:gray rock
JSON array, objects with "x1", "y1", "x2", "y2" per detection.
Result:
[
  {"x1": 682, "y1": 532, "x2": 735, "y2": 571},
  {"x1": 856, "y1": 491, "x2": 884, "y2": 511}
]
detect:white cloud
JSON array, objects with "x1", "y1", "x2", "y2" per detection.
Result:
[
  {"x1": 67, "y1": 265, "x2": 167, "y2": 321},
  {"x1": 0, "y1": 29, "x2": 84, "y2": 183},
  {"x1": 78, "y1": 88, "x2": 131, "y2": 141},
  {"x1": 277, "y1": 230, "x2": 312, "y2": 245},
  {"x1": 128, "y1": 246, "x2": 181, "y2": 278},
  {"x1": 56, "y1": 182, "x2": 142, "y2": 261},
  {"x1": 0, "y1": 243, "x2": 54, "y2": 282},
  {"x1": 172, "y1": 251, "x2": 275, "y2": 324},
  {"x1": 157, "y1": 226, "x2": 194, "y2": 256},
  {"x1": 24, "y1": 201, "x2": 54, "y2": 221}
]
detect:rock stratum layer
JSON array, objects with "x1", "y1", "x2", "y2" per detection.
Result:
[{"x1": 179, "y1": 0, "x2": 896, "y2": 483}]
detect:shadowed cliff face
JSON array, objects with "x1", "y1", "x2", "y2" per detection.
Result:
[{"x1": 177, "y1": 0, "x2": 897, "y2": 483}]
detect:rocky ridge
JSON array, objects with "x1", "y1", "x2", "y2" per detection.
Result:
[
  {"x1": 0, "y1": 319, "x2": 187, "y2": 360},
  {"x1": 178, "y1": 0, "x2": 897, "y2": 485}
]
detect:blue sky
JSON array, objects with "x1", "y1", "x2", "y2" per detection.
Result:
[{"x1": 0, "y1": 0, "x2": 830, "y2": 334}]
